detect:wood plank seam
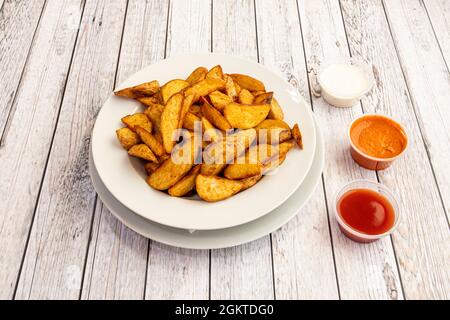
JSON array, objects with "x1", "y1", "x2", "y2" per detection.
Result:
[
  {"x1": 0, "y1": 0, "x2": 48, "y2": 147},
  {"x1": 380, "y1": 0, "x2": 449, "y2": 227},
  {"x1": 295, "y1": 0, "x2": 342, "y2": 299},
  {"x1": 337, "y1": 0, "x2": 407, "y2": 298},
  {"x1": 77, "y1": 0, "x2": 131, "y2": 300},
  {"x1": 10, "y1": 0, "x2": 88, "y2": 299}
]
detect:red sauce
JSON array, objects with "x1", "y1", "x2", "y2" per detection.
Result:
[{"x1": 338, "y1": 189, "x2": 395, "y2": 235}]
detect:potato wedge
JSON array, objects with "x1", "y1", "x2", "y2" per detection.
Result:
[
  {"x1": 292, "y1": 123, "x2": 303, "y2": 149},
  {"x1": 144, "y1": 162, "x2": 160, "y2": 175},
  {"x1": 229, "y1": 74, "x2": 265, "y2": 92},
  {"x1": 201, "y1": 97, "x2": 232, "y2": 131},
  {"x1": 238, "y1": 89, "x2": 255, "y2": 104},
  {"x1": 202, "y1": 117, "x2": 221, "y2": 142},
  {"x1": 196, "y1": 175, "x2": 244, "y2": 202},
  {"x1": 161, "y1": 93, "x2": 184, "y2": 153},
  {"x1": 115, "y1": 80, "x2": 160, "y2": 99},
  {"x1": 262, "y1": 140, "x2": 295, "y2": 173},
  {"x1": 200, "y1": 163, "x2": 227, "y2": 176},
  {"x1": 161, "y1": 79, "x2": 190, "y2": 104},
  {"x1": 137, "y1": 96, "x2": 160, "y2": 106},
  {"x1": 122, "y1": 113, "x2": 152, "y2": 133},
  {"x1": 185, "y1": 78, "x2": 226, "y2": 102},
  {"x1": 223, "y1": 74, "x2": 239, "y2": 100},
  {"x1": 182, "y1": 112, "x2": 201, "y2": 131},
  {"x1": 128, "y1": 144, "x2": 158, "y2": 163},
  {"x1": 116, "y1": 127, "x2": 140, "y2": 150},
  {"x1": 224, "y1": 161, "x2": 262, "y2": 180},
  {"x1": 255, "y1": 92, "x2": 284, "y2": 120},
  {"x1": 256, "y1": 119, "x2": 292, "y2": 144},
  {"x1": 178, "y1": 94, "x2": 195, "y2": 128},
  {"x1": 135, "y1": 126, "x2": 165, "y2": 157},
  {"x1": 186, "y1": 67, "x2": 208, "y2": 85},
  {"x1": 168, "y1": 165, "x2": 202, "y2": 197},
  {"x1": 206, "y1": 65, "x2": 224, "y2": 80},
  {"x1": 224, "y1": 103, "x2": 271, "y2": 129},
  {"x1": 209, "y1": 90, "x2": 232, "y2": 112},
  {"x1": 144, "y1": 103, "x2": 164, "y2": 131},
  {"x1": 241, "y1": 175, "x2": 263, "y2": 190},
  {"x1": 189, "y1": 104, "x2": 202, "y2": 117}
]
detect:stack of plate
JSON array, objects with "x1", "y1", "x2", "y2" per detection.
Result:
[{"x1": 90, "y1": 54, "x2": 324, "y2": 249}]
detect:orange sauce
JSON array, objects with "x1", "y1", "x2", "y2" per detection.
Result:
[
  {"x1": 338, "y1": 189, "x2": 395, "y2": 235},
  {"x1": 350, "y1": 115, "x2": 407, "y2": 159}
]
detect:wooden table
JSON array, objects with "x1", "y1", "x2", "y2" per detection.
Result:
[{"x1": 0, "y1": 0, "x2": 449, "y2": 300}]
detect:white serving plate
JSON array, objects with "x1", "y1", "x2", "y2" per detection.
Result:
[
  {"x1": 89, "y1": 117, "x2": 324, "y2": 249},
  {"x1": 91, "y1": 53, "x2": 316, "y2": 230}
]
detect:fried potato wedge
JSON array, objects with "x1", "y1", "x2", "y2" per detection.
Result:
[
  {"x1": 255, "y1": 92, "x2": 284, "y2": 120},
  {"x1": 256, "y1": 119, "x2": 292, "y2": 144},
  {"x1": 161, "y1": 93, "x2": 184, "y2": 153},
  {"x1": 200, "y1": 163, "x2": 227, "y2": 176},
  {"x1": 168, "y1": 165, "x2": 202, "y2": 197},
  {"x1": 292, "y1": 123, "x2": 303, "y2": 149},
  {"x1": 137, "y1": 96, "x2": 160, "y2": 106},
  {"x1": 178, "y1": 94, "x2": 195, "y2": 128},
  {"x1": 262, "y1": 140, "x2": 295, "y2": 173},
  {"x1": 202, "y1": 117, "x2": 221, "y2": 142},
  {"x1": 189, "y1": 104, "x2": 202, "y2": 117},
  {"x1": 128, "y1": 144, "x2": 158, "y2": 163},
  {"x1": 115, "y1": 80, "x2": 160, "y2": 99},
  {"x1": 122, "y1": 113, "x2": 152, "y2": 133},
  {"x1": 135, "y1": 126, "x2": 165, "y2": 157},
  {"x1": 224, "y1": 103, "x2": 271, "y2": 129},
  {"x1": 209, "y1": 90, "x2": 232, "y2": 112},
  {"x1": 224, "y1": 74, "x2": 239, "y2": 100},
  {"x1": 144, "y1": 162, "x2": 160, "y2": 175},
  {"x1": 182, "y1": 112, "x2": 201, "y2": 131},
  {"x1": 206, "y1": 65, "x2": 224, "y2": 80},
  {"x1": 144, "y1": 103, "x2": 164, "y2": 130},
  {"x1": 238, "y1": 89, "x2": 255, "y2": 104},
  {"x1": 196, "y1": 175, "x2": 244, "y2": 202},
  {"x1": 161, "y1": 79, "x2": 190, "y2": 104},
  {"x1": 201, "y1": 97, "x2": 232, "y2": 131},
  {"x1": 185, "y1": 78, "x2": 226, "y2": 102},
  {"x1": 116, "y1": 127, "x2": 140, "y2": 150},
  {"x1": 224, "y1": 162, "x2": 262, "y2": 180},
  {"x1": 229, "y1": 74, "x2": 265, "y2": 92},
  {"x1": 186, "y1": 66, "x2": 208, "y2": 85},
  {"x1": 241, "y1": 174, "x2": 263, "y2": 190}
]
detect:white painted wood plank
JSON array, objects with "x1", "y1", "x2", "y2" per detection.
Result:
[
  {"x1": 383, "y1": 0, "x2": 450, "y2": 221},
  {"x1": 255, "y1": 0, "x2": 339, "y2": 299},
  {"x1": 81, "y1": 0, "x2": 169, "y2": 300},
  {"x1": 0, "y1": 0, "x2": 46, "y2": 133},
  {"x1": 424, "y1": 0, "x2": 450, "y2": 67},
  {"x1": 298, "y1": 0, "x2": 403, "y2": 300},
  {"x1": 209, "y1": 0, "x2": 274, "y2": 300},
  {"x1": 0, "y1": 0, "x2": 83, "y2": 299},
  {"x1": 340, "y1": 0, "x2": 450, "y2": 299},
  {"x1": 15, "y1": 0, "x2": 128, "y2": 300},
  {"x1": 144, "y1": 0, "x2": 211, "y2": 300}
]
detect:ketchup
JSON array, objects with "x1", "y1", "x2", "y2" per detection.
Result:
[{"x1": 337, "y1": 188, "x2": 395, "y2": 235}]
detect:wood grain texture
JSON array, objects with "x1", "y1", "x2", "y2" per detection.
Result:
[
  {"x1": 14, "y1": 0, "x2": 128, "y2": 300},
  {"x1": 340, "y1": 0, "x2": 450, "y2": 299},
  {"x1": 0, "y1": 0, "x2": 46, "y2": 134},
  {"x1": 424, "y1": 0, "x2": 450, "y2": 67},
  {"x1": 298, "y1": 0, "x2": 403, "y2": 300},
  {"x1": 209, "y1": 0, "x2": 274, "y2": 300},
  {"x1": 255, "y1": 0, "x2": 339, "y2": 300},
  {"x1": 0, "y1": 0, "x2": 84, "y2": 299},
  {"x1": 383, "y1": 0, "x2": 450, "y2": 221},
  {"x1": 81, "y1": 0, "x2": 169, "y2": 300},
  {"x1": 144, "y1": 0, "x2": 211, "y2": 300}
]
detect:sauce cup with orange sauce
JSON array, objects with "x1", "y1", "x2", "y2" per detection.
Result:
[{"x1": 348, "y1": 114, "x2": 408, "y2": 170}]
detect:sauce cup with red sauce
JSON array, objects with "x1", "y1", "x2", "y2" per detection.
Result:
[{"x1": 334, "y1": 180, "x2": 400, "y2": 243}]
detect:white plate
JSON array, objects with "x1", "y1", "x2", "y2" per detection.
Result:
[
  {"x1": 91, "y1": 53, "x2": 316, "y2": 230},
  {"x1": 89, "y1": 117, "x2": 324, "y2": 249}
]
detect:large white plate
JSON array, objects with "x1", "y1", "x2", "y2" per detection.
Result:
[
  {"x1": 91, "y1": 53, "x2": 316, "y2": 230},
  {"x1": 89, "y1": 118, "x2": 324, "y2": 249}
]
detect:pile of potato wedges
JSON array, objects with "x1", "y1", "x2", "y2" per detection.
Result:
[{"x1": 115, "y1": 65, "x2": 303, "y2": 202}]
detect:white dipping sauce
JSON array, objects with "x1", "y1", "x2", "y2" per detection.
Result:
[{"x1": 320, "y1": 64, "x2": 370, "y2": 98}]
